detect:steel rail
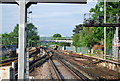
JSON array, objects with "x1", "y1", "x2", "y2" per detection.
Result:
[
  {"x1": 49, "y1": 57, "x2": 63, "y2": 81},
  {"x1": 54, "y1": 56, "x2": 88, "y2": 81},
  {"x1": 0, "y1": 58, "x2": 18, "y2": 66},
  {"x1": 29, "y1": 56, "x2": 49, "y2": 71}
]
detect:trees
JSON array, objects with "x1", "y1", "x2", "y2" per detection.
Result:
[
  {"x1": 52, "y1": 33, "x2": 62, "y2": 40},
  {"x1": 73, "y1": 24, "x2": 83, "y2": 34},
  {"x1": 72, "y1": 27, "x2": 97, "y2": 48},
  {"x1": 1, "y1": 23, "x2": 40, "y2": 47},
  {"x1": 89, "y1": 2, "x2": 119, "y2": 49},
  {"x1": 72, "y1": 2, "x2": 119, "y2": 51},
  {"x1": 26, "y1": 23, "x2": 39, "y2": 47},
  {"x1": 1, "y1": 33, "x2": 11, "y2": 45},
  {"x1": 89, "y1": 2, "x2": 119, "y2": 23},
  {"x1": 72, "y1": 34, "x2": 80, "y2": 52}
]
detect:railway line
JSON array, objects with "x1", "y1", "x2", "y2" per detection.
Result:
[
  {"x1": 0, "y1": 47, "x2": 41, "y2": 67},
  {"x1": 37, "y1": 48, "x2": 119, "y2": 80},
  {"x1": 0, "y1": 47, "x2": 50, "y2": 80},
  {"x1": 49, "y1": 55, "x2": 89, "y2": 80},
  {"x1": 53, "y1": 50, "x2": 120, "y2": 80},
  {"x1": 54, "y1": 57, "x2": 89, "y2": 80},
  {"x1": 49, "y1": 57, "x2": 63, "y2": 81},
  {"x1": 0, "y1": 57, "x2": 18, "y2": 66},
  {"x1": 0, "y1": 47, "x2": 120, "y2": 80}
]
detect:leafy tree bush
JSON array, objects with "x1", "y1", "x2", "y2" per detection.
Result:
[
  {"x1": 1, "y1": 23, "x2": 40, "y2": 47},
  {"x1": 72, "y1": 2, "x2": 119, "y2": 51}
]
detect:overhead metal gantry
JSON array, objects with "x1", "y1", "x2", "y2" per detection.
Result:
[
  {"x1": 83, "y1": 23, "x2": 120, "y2": 27},
  {"x1": 0, "y1": 0, "x2": 87, "y2": 80}
]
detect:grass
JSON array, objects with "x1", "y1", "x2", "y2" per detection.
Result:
[
  {"x1": 0, "y1": 56, "x2": 9, "y2": 60},
  {"x1": 106, "y1": 57, "x2": 113, "y2": 60},
  {"x1": 84, "y1": 53, "x2": 94, "y2": 56}
]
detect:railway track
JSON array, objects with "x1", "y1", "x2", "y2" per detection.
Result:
[
  {"x1": 49, "y1": 53, "x2": 89, "y2": 81},
  {"x1": 53, "y1": 50, "x2": 120, "y2": 80},
  {"x1": 0, "y1": 57, "x2": 18, "y2": 66},
  {"x1": 0, "y1": 54, "x2": 47, "y2": 67},
  {"x1": 29, "y1": 55, "x2": 49, "y2": 71},
  {"x1": 0, "y1": 47, "x2": 41, "y2": 67},
  {"x1": 49, "y1": 57, "x2": 63, "y2": 81},
  {"x1": 53, "y1": 56, "x2": 90, "y2": 80},
  {"x1": 59, "y1": 50, "x2": 120, "y2": 65},
  {"x1": 1, "y1": 47, "x2": 119, "y2": 80}
]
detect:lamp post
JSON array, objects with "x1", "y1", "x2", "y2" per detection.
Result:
[
  {"x1": 104, "y1": 0, "x2": 106, "y2": 60},
  {"x1": 26, "y1": 9, "x2": 32, "y2": 79}
]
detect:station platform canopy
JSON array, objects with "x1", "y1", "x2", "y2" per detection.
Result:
[{"x1": 0, "y1": 0, "x2": 87, "y2": 4}]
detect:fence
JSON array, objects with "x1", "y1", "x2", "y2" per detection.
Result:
[{"x1": 65, "y1": 46, "x2": 90, "y2": 54}]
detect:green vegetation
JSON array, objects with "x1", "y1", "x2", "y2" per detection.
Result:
[
  {"x1": 48, "y1": 33, "x2": 70, "y2": 46},
  {"x1": 73, "y1": 27, "x2": 101, "y2": 48},
  {"x1": 84, "y1": 54, "x2": 94, "y2": 56},
  {"x1": 72, "y1": 2, "x2": 119, "y2": 53},
  {"x1": 1, "y1": 23, "x2": 40, "y2": 47},
  {"x1": 0, "y1": 56, "x2": 9, "y2": 60},
  {"x1": 52, "y1": 33, "x2": 62, "y2": 39},
  {"x1": 106, "y1": 57, "x2": 113, "y2": 60}
]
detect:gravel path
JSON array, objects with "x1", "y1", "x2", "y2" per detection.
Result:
[
  {"x1": 30, "y1": 59, "x2": 79, "y2": 80},
  {"x1": 52, "y1": 59, "x2": 77, "y2": 79},
  {"x1": 30, "y1": 60, "x2": 52, "y2": 79}
]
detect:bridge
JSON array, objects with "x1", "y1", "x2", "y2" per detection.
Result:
[{"x1": 40, "y1": 39, "x2": 73, "y2": 43}]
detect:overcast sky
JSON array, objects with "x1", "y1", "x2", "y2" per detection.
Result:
[{"x1": 0, "y1": 1, "x2": 97, "y2": 37}]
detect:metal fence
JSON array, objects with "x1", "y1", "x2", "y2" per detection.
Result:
[{"x1": 65, "y1": 46, "x2": 90, "y2": 54}]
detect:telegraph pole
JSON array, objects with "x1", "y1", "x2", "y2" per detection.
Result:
[{"x1": 104, "y1": 0, "x2": 106, "y2": 60}]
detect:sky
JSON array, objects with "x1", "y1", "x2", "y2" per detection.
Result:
[{"x1": 0, "y1": 1, "x2": 97, "y2": 37}]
